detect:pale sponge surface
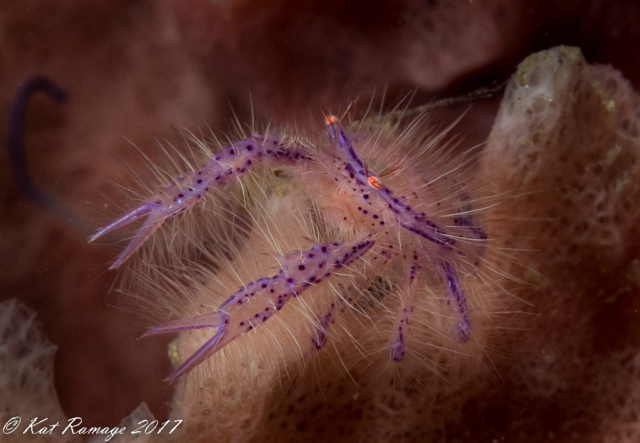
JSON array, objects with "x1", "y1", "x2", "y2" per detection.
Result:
[
  {"x1": 0, "y1": 299, "x2": 78, "y2": 442},
  {"x1": 472, "y1": 46, "x2": 640, "y2": 441},
  {"x1": 486, "y1": 45, "x2": 640, "y2": 273}
]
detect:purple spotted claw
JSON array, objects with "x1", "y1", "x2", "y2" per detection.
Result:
[
  {"x1": 89, "y1": 135, "x2": 309, "y2": 269},
  {"x1": 144, "y1": 237, "x2": 375, "y2": 380}
]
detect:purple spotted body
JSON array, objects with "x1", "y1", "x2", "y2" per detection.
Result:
[
  {"x1": 326, "y1": 118, "x2": 454, "y2": 249},
  {"x1": 91, "y1": 112, "x2": 487, "y2": 379},
  {"x1": 324, "y1": 117, "x2": 484, "y2": 349}
]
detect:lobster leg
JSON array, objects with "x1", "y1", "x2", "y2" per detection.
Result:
[
  {"x1": 144, "y1": 237, "x2": 375, "y2": 380},
  {"x1": 89, "y1": 135, "x2": 310, "y2": 269},
  {"x1": 388, "y1": 252, "x2": 422, "y2": 361},
  {"x1": 439, "y1": 259, "x2": 472, "y2": 344}
]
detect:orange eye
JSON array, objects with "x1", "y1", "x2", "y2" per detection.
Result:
[
  {"x1": 325, "y1": 115, "x2": 338, "y2": 125},
  {"x1": 367, "y1": 175, "x2": 383, "y2": 189}
]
